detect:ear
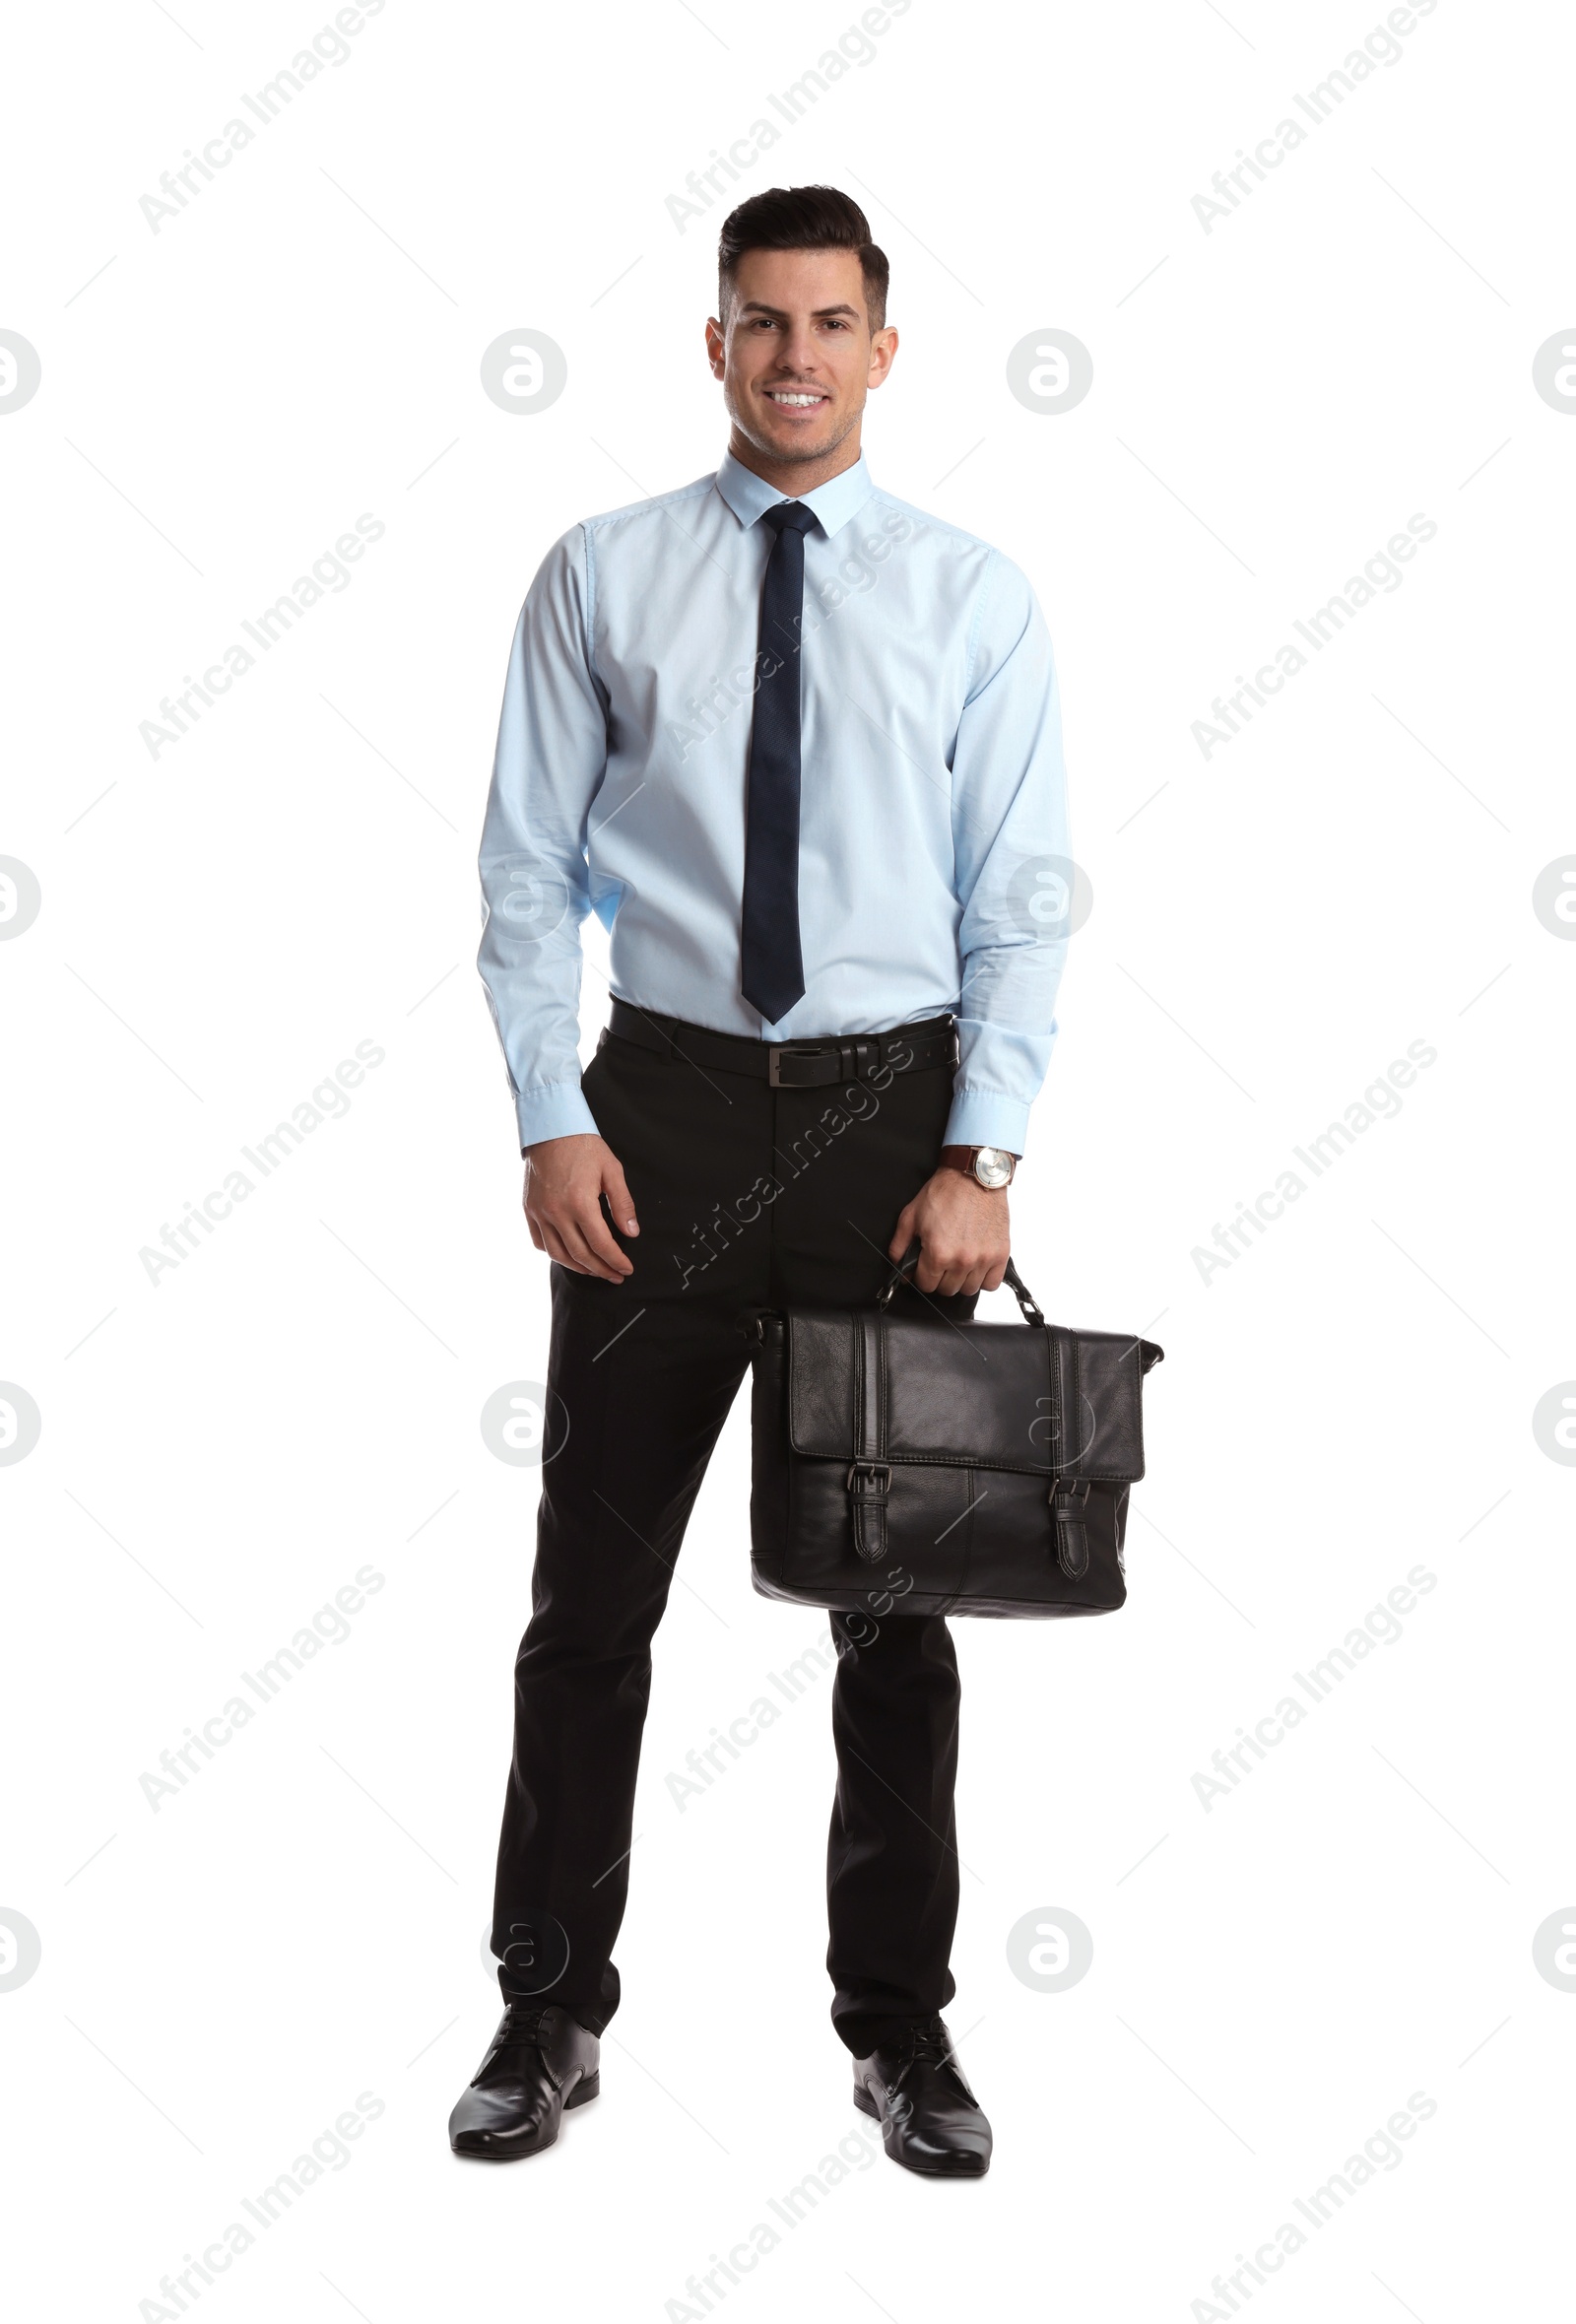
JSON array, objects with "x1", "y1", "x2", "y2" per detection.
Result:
[
  {"x1": 704, "y1": 314, "x2": 726, "y2": 378},
  {"x1": 867, "y1": 325, "x2": 898, "y2": 390}
]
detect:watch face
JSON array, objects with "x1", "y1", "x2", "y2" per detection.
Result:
[{"x1": 973, "y1": 1147, "x2": 1014, "y2": 1189}]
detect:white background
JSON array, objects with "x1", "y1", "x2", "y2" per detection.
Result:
[{"x1": 3, "y1": 1, "x2": 1572, "y2": 2317}]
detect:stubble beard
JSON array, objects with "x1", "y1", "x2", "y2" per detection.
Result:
[{"x1": 725, "y1": 384, "x2": 863, "y2": 470}]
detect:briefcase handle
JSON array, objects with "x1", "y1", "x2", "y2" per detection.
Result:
[{"x1": 876, "y1": 1238, "x2": 1046, "y2": 1327}]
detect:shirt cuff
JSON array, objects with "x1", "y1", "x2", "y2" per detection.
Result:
[
  {"x1": 515, "y1": 1077, "x2": 599, "y2": 1152},
  {"x1": 943, "y1": 1090, "x2": 1032, "y2": 1156}
]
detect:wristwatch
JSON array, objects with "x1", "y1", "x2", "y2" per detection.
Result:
[{"x1": 968, "y1": 1146, "x2": 1017, "y2": 1189}]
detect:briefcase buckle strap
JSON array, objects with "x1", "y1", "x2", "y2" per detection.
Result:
[
  {"x1": 1052, "y1": 1478, "x2": 1091, "y2": 1581},
  {"x1": 849, "y1": 1306, "x2": 889, "y2": 1562},
  {"x1": 845, "y1": 1460, "x2": 890, "y2": 1564},
  {"x1": 845, "y1": 1460, "x2": 891, "y2": 1497}
]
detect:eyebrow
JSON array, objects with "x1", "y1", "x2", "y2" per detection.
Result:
[{"x1": 736, "y1": 300, "x2": 862, "y2": 320}]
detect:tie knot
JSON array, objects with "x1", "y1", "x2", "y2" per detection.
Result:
[{"x1": 762, "y1": 499, "x2": 817, "y2": 538}]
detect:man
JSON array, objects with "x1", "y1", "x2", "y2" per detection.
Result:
[{"x1": 452, "y1": 185, "x2": 1071, "y2": 2177}]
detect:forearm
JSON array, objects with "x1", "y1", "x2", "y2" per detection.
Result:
[
  {"x1": 947, "y1": 561, "x2": 1072, "y2": 1160},
  {"x1": 477, "y1": 532, "x2": 610, "y2": 1151},
  {"x1": 945, "y1": 965, "x2": 1064, "y2": 1156}
]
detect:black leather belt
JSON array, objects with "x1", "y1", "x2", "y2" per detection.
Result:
[{"x1": 605, "y1": 999, "x2": 958, "y2": 1089}]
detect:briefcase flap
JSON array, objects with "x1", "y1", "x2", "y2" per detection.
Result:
[{"x1": 786, "y1": 1311, "x2": 1158, "y2": 1482}]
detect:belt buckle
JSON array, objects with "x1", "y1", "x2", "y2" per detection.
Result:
[{"x1": 768, "y1": 1044, "x2": 822, "y2": 1089}]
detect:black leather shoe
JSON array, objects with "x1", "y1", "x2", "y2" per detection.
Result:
[
  {"x1": 448, "y1": 2003, "x2": 600, "y2": 2160},
  {"x1": 852, "y1": 2016, "x2": 992, "y2": 2177}
]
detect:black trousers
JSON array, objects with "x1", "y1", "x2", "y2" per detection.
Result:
[{"x1": 490, "y1": 1016, "x2": 976, "y2": 2056}]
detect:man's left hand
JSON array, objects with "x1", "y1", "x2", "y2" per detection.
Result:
[{"x1": 887, "y1": 1146, "x2": 1013, "y2": 1298}]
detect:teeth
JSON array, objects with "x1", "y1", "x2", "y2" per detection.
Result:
[{"x1": 770, "y1": 392, "x2": 822, "y2": 406}]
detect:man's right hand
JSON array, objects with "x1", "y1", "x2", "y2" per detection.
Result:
[{"x1": 522, "y1": 1134, "x2": 639, "y2": 1283}]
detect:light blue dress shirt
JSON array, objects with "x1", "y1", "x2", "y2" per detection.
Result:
[{"x1": 477, "y1": 449, "x2": 1072, "y2": 1156}]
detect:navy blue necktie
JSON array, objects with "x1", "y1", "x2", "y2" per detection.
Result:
[{"x1": 741, "y1": 499, "x2": 817, "y2": 1023}]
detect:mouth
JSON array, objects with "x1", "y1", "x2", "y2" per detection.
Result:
[{"x1": 763, "y1": 388, "x2": 829, "y2": 412}]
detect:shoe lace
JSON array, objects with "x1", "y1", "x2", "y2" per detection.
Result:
[
  {"x1": 481, "y1": 2004, "x2": 550, "y2": 2070},
  {"x1": 893, "y1": 2017, "x2": 956, "y2": 2083}
]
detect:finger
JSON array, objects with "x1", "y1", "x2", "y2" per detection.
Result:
[
  {"x1": 537, "y1": 1212, "x2": 623, "y2": 1281},
  {"x1": 538, "y1": 1221, "x2": 595, "y2": 1276},
  {"x1": 981, "y1": 1256, "x2": 1009, "y2": 1294},
  {"x1": 602, "y1": 1159, "x2": 639, "y2": 1237},
  {"x1": 913, "y1": 1252, "x2": 947, "y2": 1295},
  {"x1": 557, "y1": 1233, "x2": 622, "y2": 1284},
  {"x1": 558, "y1": 1209, "x2": 632, "y2": 1283},
  {"x1": 575, "y1": 1199, "x2": 635, "y2": 1277},
  {"x1": 553, "y1": 1224, "x2": 624, "y2": 1283},
  {"x1": 887, "y1": 1203, "x2": 918, "y2": 1263}
]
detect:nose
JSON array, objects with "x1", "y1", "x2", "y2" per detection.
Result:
[{"x1": 772, "y1": 324, "x2": 822, "y2": 376}]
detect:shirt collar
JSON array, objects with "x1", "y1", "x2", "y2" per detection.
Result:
[{"x1": 714, "y1": 447, "x2": 875, "y2": 541}]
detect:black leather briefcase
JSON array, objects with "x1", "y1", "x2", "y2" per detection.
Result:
[{"x1": 746, "y1": 1256, "x2": 1163, "y2": 1620}]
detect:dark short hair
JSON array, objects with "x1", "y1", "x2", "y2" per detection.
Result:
[{"x1": 717, "y1": 185, "x2": 889, "y2": 330}]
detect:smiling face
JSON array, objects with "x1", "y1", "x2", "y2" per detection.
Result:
[{"x1": 706, "y1": 245, "x2": 897, "y2": 489}]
